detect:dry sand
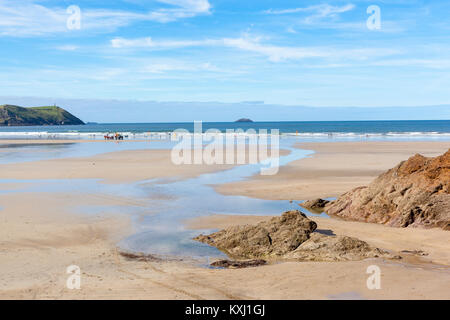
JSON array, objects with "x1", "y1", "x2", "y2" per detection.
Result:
[
  {"x1": 216, "y1": 141, "x2": 450, "y2": 200},
  {"x1": 1, "y1": 140, "x2": 449, "y2": 299}
]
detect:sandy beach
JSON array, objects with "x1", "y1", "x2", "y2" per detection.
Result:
[
  {"x1": 216, "y1": 141, "x2": 450, "y2": 200},
  {"x1": 3, "y1": 0, "x2": 450, "y2": 305},
  {"x1": 1, "y1": 140, "x2": 449, "y2": 299}
]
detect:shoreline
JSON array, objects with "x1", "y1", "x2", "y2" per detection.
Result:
[{"x1": 0, "y1": 139, "x2": 163, "y2": 144}]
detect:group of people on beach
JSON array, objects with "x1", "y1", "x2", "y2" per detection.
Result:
[{"x1": 104, "y1": 133, "x2": 124, "y2": 140}]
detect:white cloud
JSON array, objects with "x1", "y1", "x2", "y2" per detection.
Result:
[
  {"x1": 158, "y1": 0, "x2": 211, "y2": 14},
  {"x1": 221, "y1": 37, "x2": 329, "y2": 62},
  {"x1": 265, "y1": 3, "x2": 355, "y2": 24},
  {"x1": 371, "y1": 59, "x2": 450, "y2": 69},
  {"x1": 141, "y1": 61, "x2": 224, "y2": 74},
  {"x1": 56, "y1": 45, "x2": 79, "y2": 51},
  {"x1": 111, "y1": 35, "x2": 399, "y2": 62},
  {"x1": 111, "y1": 37, "x2": 219, "y2": 49},
  {"x1": 0, "y1": 1, "x2": 67, "y2": 36},
  {"x1": 286, "y1": 27, "x2": 297, "y2": 34},
  {"x1": 0, "y1": 0, "x2": 211, "y2": 36}
]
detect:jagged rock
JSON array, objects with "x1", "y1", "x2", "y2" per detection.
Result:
[
  {"x1": 194, "y1": 210, "x2": 317, "y2": 259},
  {"x1": 118, "y1": 250, "x2": 161, "y2": 262},
  {"x1": 194, "y1": 210, "x2": 396, "y2": 262},
  {"x1": 284, "y1": 233, "x2": 396, "y2": 262},
  {"x1": 210, "y1": 259, "x2": 267, "y2": 268},
  {"x1": 325, "y1": 150, "x2": 450, "y2": 230},
  {"x1": 300, "y1": 198, "x2": 330, "y2": 213}
]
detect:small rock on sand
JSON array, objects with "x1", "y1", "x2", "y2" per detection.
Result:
[
  {"x1": 300, "y1": 198, "x2": 331, "y2": 213},
  {"x1": 400, "y1": 250, "x2": 429, "y2": 256},
  {"x1": 285, "y1": 233, "x2": 396, "y2": 262},
  {"x1": 118, "y1": 250, "x2": 162, "y2": 262},
  {"x1": 210, "y1": 259, "x2": 267, "y2": 269}
]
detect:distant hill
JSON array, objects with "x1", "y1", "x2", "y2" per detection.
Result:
[
  {"x1": 235, "y1": 118, "x2": 253, "y2": 123},
  {"x1": 0, "y1": 105, "x2": 85, "y2": 126}
]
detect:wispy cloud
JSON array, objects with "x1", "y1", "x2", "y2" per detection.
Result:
[
  {"x1": 56, "y1": 45, "x2": 79, "y2": 51},
  {"x1": 0, "y1": 0, "x2": 211, "y2": 36},
  {"x1": 221, "y1": 37, "x2": 330, "y2": 61},
  {"x1": 111, "y1": 35, "x2": 399, "y2": 62},
  {"x1": 265, "y1": 3, "x2": 355, "y2": 24},
  {"x1": 141, "y1": 61, "x2": 227, "y2": 74},
  {"x1": 372, "y1": 58, "x2": 450, "y2": 69},
  {"x1": 111, "y1": 37, "x2": 219, "y2": 49}
]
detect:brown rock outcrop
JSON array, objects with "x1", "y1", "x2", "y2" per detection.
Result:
[
  {"x1": 194, "y1": 210, "x2": 317, "y2": 259},
  {"x1": 195, "y1": 210, "x2": 395, "y2": 262},
  {"x1": 325, "y1": 150, "x2": 450, "y2": 230},
  {"x1": 285, "y1": 233, "x2": 394, "y2": 262}
]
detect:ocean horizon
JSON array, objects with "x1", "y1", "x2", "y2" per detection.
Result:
[{"x1": 0, "y1": 120, "x2": 449, "y2": 139}]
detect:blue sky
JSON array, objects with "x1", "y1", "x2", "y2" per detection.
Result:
[{"x1": 0, "y1": 0, "x2": 450, "y2": 121}]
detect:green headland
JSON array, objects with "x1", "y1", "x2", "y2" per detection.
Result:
[{"x1": 0, "y1": 105, "x2": 85, "y2": 126}]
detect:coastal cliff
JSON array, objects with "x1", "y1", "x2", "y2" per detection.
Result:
[
  {"x1": 0, "y1": 105, "x2": 84, "y2": 126},
  {"x1": 325, "y1": 150, "x2": 450, "y2": 230}
]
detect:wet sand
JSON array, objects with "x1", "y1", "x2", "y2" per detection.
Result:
[
  {"x1": 1, "y1": 189, "x2": 449, "y2": 299},
  {"x1": 1, "y1": 140, "x2": 449, "y2": 299},
  {"x1": 0, "y1": 148, "x2": 234, "y2": 183},
  {"x1": 0, "y1": 140, "x2": 286, "y2": 182},
  {"x1": 1, "y1": 190, "x2": 449, "y2": 300},
  {"x1": 215, "y1": 141, "x2": 450, "y2": 200}
]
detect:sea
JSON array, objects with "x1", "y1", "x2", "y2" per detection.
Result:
[{"x1": 0, "y1": 120, "x2": 449, "y2": 140}]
